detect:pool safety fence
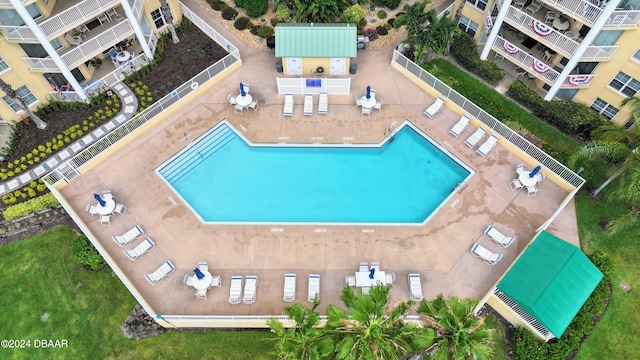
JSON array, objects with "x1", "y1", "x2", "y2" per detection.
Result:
[{"x1": 276, "y1": 77, "x2": 351, "y2": 95}]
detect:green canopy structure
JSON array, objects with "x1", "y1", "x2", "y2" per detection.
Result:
[
  {"x1": 275, "y1": 24, "x2": 357, "y2": 58},
  {"x1": 497, "y1": 231, "x2": 603, "y2": 337}
]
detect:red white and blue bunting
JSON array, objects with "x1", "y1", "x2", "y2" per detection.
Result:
[
  {"x1": 568, "y1": 75, "x2": 594, "y2": 86},
  {"x1": 532, "y1": 59, "x2": 550, "y2": 74},
  {"x1": 532, "y1": 20, "x2": 553, "y2": 36},
  {"x1": 503, "y1": 41, "x2": 519, "y2": 54}
]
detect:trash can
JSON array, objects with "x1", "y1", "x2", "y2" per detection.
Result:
[
  {"x1": 276, "y1": 61, "x2": 283, "y2": 73},
  {"x1": 350, "y1": 63, "x2": 357, "y2": 75}
]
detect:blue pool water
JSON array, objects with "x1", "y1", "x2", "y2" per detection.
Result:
[{"x1": 156, "y1": 121, "x2": 472, "y2": 224}]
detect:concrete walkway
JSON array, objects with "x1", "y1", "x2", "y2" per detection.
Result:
[{"x1": 0, "y1": 82, "x2": 138, "y2": 196}]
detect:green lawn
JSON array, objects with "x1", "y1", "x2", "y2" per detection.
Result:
[{"x1": 0, "y1": 226, "x2": 275, "y2": 360}]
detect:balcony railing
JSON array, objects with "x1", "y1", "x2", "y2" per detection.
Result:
[
  {"x1": 493, "y1": 36, "x2": 560, "y2": 84},
  {"x1": 506, "y1": 7, "x2": 618, "y2": 60},
  {"x1": 603, "y1": 9, "x2": 640, "y2": 27},
  {"x1": 540, "y1": 0, "x2": 603, "y2": 24},
  {"x1": 22, "y1": 56, "x2": 59, "y2": 71}
]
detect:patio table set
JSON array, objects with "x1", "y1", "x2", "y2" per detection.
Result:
[
  {"x1": 86, "y1": 190, "x2": 126, "y2": 226},
  {"x1": 355, "y1": 86, "x2": 383, "y2": 117},
  {"x1": 346, "y1": 262, "x2": 395, "y2": 295},
  {"x1": 228, "y1": 82, "x2": 259, "y2": 114},
  {"x1": 509, "y1": 164, "x2": 545, "y2": 196},
  {"x1": 183, "y1": 262, "x2": 222, "y2": 299}
]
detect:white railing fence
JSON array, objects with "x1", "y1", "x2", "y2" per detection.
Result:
[
  {"x1": 391, "y1": 50, "x2": 584, "y2": 188},
  {"x1": 276, "y1": 77, "x2": 351, "y2": 95},
  {"x1": 493, "y1": 36, "x2": 560, "y2": 84}
]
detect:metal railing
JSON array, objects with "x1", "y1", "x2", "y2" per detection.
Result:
[
  {"x1": 603, "y1": 9, "x2": 640, "y2": 27},
  {"x1": 494, "y1": 289, "x2": 554, "y2": 340},
  {"x1": 391, "y1": 50, "x2": 585, "y2": 188},
  {"x1": 539, "y1": 0, "x2": 603, "y2": 24},
  {"x1": 492, "y1": 36, "x2": 560, "y2": 84},
  {"x1": 61, "y1": 20, "x2": 135, "y2": 70}
]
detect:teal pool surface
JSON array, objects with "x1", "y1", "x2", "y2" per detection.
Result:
[{"x1": 156, "y1": 120, "x2": 472, "y2": 224}]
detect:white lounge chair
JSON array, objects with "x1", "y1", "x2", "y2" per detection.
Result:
[
  {"x1": 423, "y1": 96, "x2": 445, "y2": 118},
  {"x1": 303, "y1": 94, "x2": 313, "y2": 116},
  {"x1": 124, "y1": 237, "x2": 155, "y2": 261},
  {"x1": 408, "y1": 273, "x2": 423, "y2": 301},
  {"x1": 113, "y1": 225, "x2": 143, "y2": 247},
  {"x1": 476, "y1": 134, "x2": 499, "y2": 157},
  {"x1": 243, "y1": 275, "x2": 258, "y2": 304},
  {"x1": 385, "y1": 272, "x2": 396, "y2": 285},
  {"x1": 308, "y1": 274, "x2": 320, "y2": 302},
  {"x1": 471, "y1": 243, "x2": 502, "y2": 265},
  {"x1": 370, "y1": 262, "x2": 380, "y2": 271},
  {"x1": 86, "y1": 204, "x2": 98, "y2": 216},
  {"x1": 448, "y1": 115, "x2": 470, "y2": 137},
  {"x1": 359, "y1": 262, "x2": 369, "y2": 272},
  {"x1": 283, "y1": 94, "x2": 294, "y2": 116},
  {"x1": 510, "y1": 179, "x2": 524, "y2": 191},
  {"x1": 345, "y1": 275, "x2": 356, "y2": 286},
  {"x1": 283, "y1": 273, "x2": 296, "y2": 302},
  {"x1": 229, "y1": 276, "x2": 243, "y2": 304},
  {"x1": 145, "y1": 260, "x2": 175, "y2": 285},
  {"x1": 318, "y1": 92, "x2": 328, "y2": 114},
  {"x1": 485, "y1": 226, "x2": 516, "y2": 248},
  {"x1": 195, "y1": 287, "x2": 207, "y2": 299},
  {"x1": 464, "y1": 127, "x2": 486, "y2": 148}
]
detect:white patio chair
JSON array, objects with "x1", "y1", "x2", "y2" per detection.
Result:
[
  {"x1": 385, "y1": 272, "x2": 396, "y2": 285},
  {"x1": 318, "y1": 92, "x2": 328, "y2": 114},
  {"x1": 114, "y1": 203, "x2": 127, "y2": 215},
  {"x1": 544, "y1": 11, "x2": 558, "y2": 24},
  {"x1": 513, "y1": 0, "x2": 527, "y2": 8},
  {"x1": 283, "y1": 94, "x2": 294, "y2": 116},
  {"x1": 124, "y1": 237, "x2": 155, "y2": 261},
  {"x1": 184, "y1": 274, "x2": 194, "y2": 287},
  {"x1": 476, "y1": 134, "x2": 499, "y2": 157},
  {"x1": 345, "y1": 275, "x2": 356, "y2": 286},
  {"x1": 565, "y1": 29, "x2": 580, "y2": 40},
  {"x1": 105, "y1": 8, "x2": 124, "y2": 22},
  {"x1": 355, "y1": 96, "x2": 362, "y2": 108},
  {"x1": 362, "y1": 286, "x2": 371, "y2": 295},
  {"x1": 524, "y1": 0, "x2": 542, "y2": 15},
  {"x1": 64, "y1": 33, "x2": 83, "y2": 46},
  {"x1": 228, "y1": 276, "x2": 243, "y2": 304},
  {"x1": 527, "y1": 185, "x2": 539, "y2": 197},
  {"x1": 408, "y1": 273, "x2": 423, "y2": 301},
  {"x1": 373, "y1": 100, "x2": 383, "y2": 112},
  {"x1": 234, "y1": 104, "x2": 244, "y2": 114},
  {"x1": 510, "y1": 179, "x2": 524, "y2": 191},
  {"x1": 471, "y1": 243, "x2": 502, "y2": 265},
  {"x1": 113, "y1": 225, "x2": 143, "y2": 247},
  {"x1": 370, "y1": 262, "x2": 380, "y2": 271},
  {"x1": 283, "y1": 273, "x2": 297, "y2": 302},
  {"x1": 198, "y1": 262, "x2": 208, "y2": 272},
  {"x1": 243, "y1": 84, "x2": 251, "y2": 94},
  {"x1": 101, "y1": 190, "x2": 113, "y2": 200},
  {"x1": 359, "y1": 262, "x2": 369, "y2": 272},
  {"x1": 248, "y1": 99, "x2": 259, "y2": 111},
  {"x1": 423, "y1": 96, "x2": 445, "y2": 118},
  {"x1": 303, "y1": 94, "x2": 313, "y2": 116},
  {"x1": 210, "y1": 275, "x2": 221, "y2": 288},
  {"x1": 227, "y1": 94, "x2": 237, "y2": 106},
  {"x1": 74, "y1": 24, "x2": 90, "y2": 38},
  {"x1": 145, "y1": 260, "x2": 175, "y2": 285},
  {"x1": 195, "y1": 288, "x2": 207, "y2": 299},
  {"x1": 464, "y1": 127, "x2": 486, "y2": 148},
  {"x1": 448, "y1": 114, "x2": 470, "y2": 137},
  {"x1": 308, "y1": 274, "x2": 320, "y2": 302},
  {"x1": 86, "y1": 204, "x2": 99, "y2": 216},
  {"x1": 243, "y1": 275, "x2": 258, "y2": 304},
  {"x1": 515, "y1": 164, "x2": 526, "y2": 175},
  {"x1": 361, "y1": 107, "x2": 372, "y2": 118},
  {"x1": 99, "y1": 215, "x2": 111, "y2": 226},
  {"x1": 515, "y1": 67, "x2": 528, "y2": 78},
  {"x1": 96, "y1": 13, "x2": 109, "y2": 25},
  {"x1": 535, "y1": 173, "x2": 545, "y2": 182},
  {"x1": 485, "y1": 226, "x2": 516, "y2": 248}
]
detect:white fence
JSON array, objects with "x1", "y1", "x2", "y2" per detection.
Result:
[
  {"x1": 276, "y1": 77, "x2": 351, "y2": 95},
  {"x1": 391, "y1": 50, "x2": 584, "y2": 188}
]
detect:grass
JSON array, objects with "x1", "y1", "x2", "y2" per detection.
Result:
[
  {"x1": 0, "y1": 226, "x2": 275, "y2": 359},
  {"x1": 484, "y1": 314, "x2": 508, "y2": 360}
]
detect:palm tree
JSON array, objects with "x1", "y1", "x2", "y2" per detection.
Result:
[
  {"x1": 267, "y1": 299, "x2": 334, "y2": 360},
  {"x1": 422, "y1": 11, "x2": 461, "y2": 57},
  {"x1": 0, "y1": 79, "x2": 47, "y2": 129},
  {"x1": 292, "y1": 0, "x2": 349, "y2": 23},
  {"x1": 417, "y1": 294, "x2": 493, "y2": 360},
  {"x1": 325, "y1": 285, "x2": 433, "y2": 360},
  {"x1": 453, "y1": 0, "x2": 467, "y2": 23},
  {"x1": 396, "y1": 1, "x2": 430, "y2": 37}
]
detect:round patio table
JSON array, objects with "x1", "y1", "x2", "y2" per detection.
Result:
[
  {"x1": 96, "y1": 198, "x2": 116, "y2": 215},
  {"x1": 192, "y1": 270, "x2": 212, "y2": 290},
  {"x1": 360, "y1": 95, "x2": 376, "y2": 109},
  {"x1": 519, "y1": 171, "x2": 538, "y2": 187},
  {"x1": 236, "y1": 94, "x2": 252, "y2": 107}
]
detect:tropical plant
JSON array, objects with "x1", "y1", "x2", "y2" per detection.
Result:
[
  {"x1": 417, "y1": 294, "x2": 493, "y2": 360},
  {"x1": 325, "y1": 285, "x2": 433, "y2": 360},
  {"x1": 420, "y1": 10, "x2": 461, "y2": 57},
  {"x1": 267, "y1": 299, "x2": 334, "y2": 360},
  {"x1": 292, "y1": 0, "x2": 350, "y2": 23},
  {"x1": 0, "y1": 79, "x2": 47, "y2": 129},
  {"x1": 395, "y1": 0, "x2": 429, "y2": 36},
  {"x1": 340, "y1": 4, "x2": 366, "y2": 27}
]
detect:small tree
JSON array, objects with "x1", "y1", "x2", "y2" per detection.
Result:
[{"x1": 0, "y1": 79, "x2": 47, "y2": 129}]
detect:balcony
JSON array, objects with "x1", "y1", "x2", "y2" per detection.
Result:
[
  {"x1": 538, "y1": 0, "x2": 640, "y2": 27},
  {"x1": 505, "y1": 6, "x2": 618, "y2": 60},
  {"x1": 23, "y1": 20, "x2": 135, "y2": 71}
]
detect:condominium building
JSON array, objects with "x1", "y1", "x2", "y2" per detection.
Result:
[
  {"x1": 454, "y1": 0, "x2": 640, "y2": 128},
  {"x1": 0, "y1": 0, "x2": 182, "y2": 125}
]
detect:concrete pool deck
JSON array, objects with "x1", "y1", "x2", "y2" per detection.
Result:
[{"x1": 55, "y1": 3, "x2": 579, "y2": 321}]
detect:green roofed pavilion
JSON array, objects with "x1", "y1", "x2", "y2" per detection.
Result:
[
  {"x1": 275, "y1": 23, "x2": 357, "y2": 58},
  {"x1": 497, "y1": 231, "x2": 602, "y2": 337}
]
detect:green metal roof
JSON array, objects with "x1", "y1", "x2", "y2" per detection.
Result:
[
  {"x1": 497, "y1": 231, "x2": 603, "y2": 337},
  {"x1": 275, "y1": 23, "x2": 357, "y2": 58}
]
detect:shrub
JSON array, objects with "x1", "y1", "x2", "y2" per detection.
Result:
[
  {"x1": 221, "y1": 7, "x2": 238, "y2": 20},
  {"x1": 387, "y1": 17, "x2": 395, "y2": 27},
  {"x1": 209, "y1": 1, "x2": 225, "y2": 11},
  {"x1": 372, "y1": 0, "x2": 402, "y2": 9},
  {"x1": 243, "y1": 0, "x2": 268, "y2": 18},
  {"x1": 71, "y1": 235, "x2": 107, "y2": 271},
  {"x1": 256, "y1": 25, "x2": 272, "y2": 38},
  {"x1": 376, "y1": 26, "x2": 388, "y2": 36},
  {"x1": 450, "y1": 34, "x2": 505, "y2": 84},
  {"x1": 2, "y1": 193, "x2": 59, "y2": 220},
  {"x1": 363, "y1": 28, "x2": 378, "y2": 41},
  {"x1": 377, "y1": 10, "x2": 387, "y2": 19},
  {"x1": 234, "y1": 16, "x2": 251, "y2": 30},
  {"x1": 250, "y1": 25, "x2": 260, "y2": 35},
  {"x1": 274, "y1": 4, "x2": 291, "y2": 22},
  {"x1": 341, "y1": 4, "x2": 366, "y2": 28}
]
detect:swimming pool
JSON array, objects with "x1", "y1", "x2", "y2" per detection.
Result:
[{"x1": 156, "y1": 120, "x2": 473, "y2": 224}]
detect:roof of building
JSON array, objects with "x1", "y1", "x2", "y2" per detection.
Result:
[
  {"x1": 497, "y1": 231, "x2": 603, "y2": 337},
  {"x1": 275, "y1": 23, "x2": 357, "y2": 58}
]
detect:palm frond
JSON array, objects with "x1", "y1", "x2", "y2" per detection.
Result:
[{"x1": 605, "y1": 207, "x2": 639, "y2": 234}]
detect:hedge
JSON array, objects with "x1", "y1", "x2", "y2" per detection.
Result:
[
  {"x1": 71, "y1": 235, "x2": 107, "y2": 271},
  {"x1": 3, "y1": 193, "x2": 59, "y2": 221},
  {"x1": 450, "y1": 34, "x2": 505, "y2": 85},
  {"x1": 243, "y1": 0, "x2": 268, "y2": 18}
]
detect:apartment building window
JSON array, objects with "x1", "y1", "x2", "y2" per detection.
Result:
[
  {"x1": 150, "y1": 9, "x2": 167, "y2": 29},
  {"x1": 0, "y1": 56, "x2": 10, "y2": 75},
  {"x1": 593, "y1": 30, "x2": 622, "y2": 46},
  {"x1": 623, "y1": 118, "x2": 636, "y2": 129},
  {"x1": 468, "y1": 0, "x2": 488, "y2": 11},
  {"x1": 609, "y1": 72, "x2": 640, "y2": 97},
  {"x1": 590, "y1": 98, "x2": 619, "y2": 120},
  {"x1": 458, "y1": 16, "x2": 479, "y2": 37},
  {"x1": 2, "y1": 86, "x2": 38, "y2": 113},
  {"x1": 0, "y1": 4, "x2": 42, "y2": 26},
  {"x1": 632, "y1": 48, "x2": 640, "y2": 62}
]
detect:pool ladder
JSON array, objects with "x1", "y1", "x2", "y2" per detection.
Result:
[
  {"x1": 453, "y1": 181, "x2": 467, "y2": 193},
  {"x1": 384, "y1": 122, "x2": 397, "y2": 140}
]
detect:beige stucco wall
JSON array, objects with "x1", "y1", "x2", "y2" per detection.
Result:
[{"x1": 282, "y1": 57, "x2": 351, "y2": 76}]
